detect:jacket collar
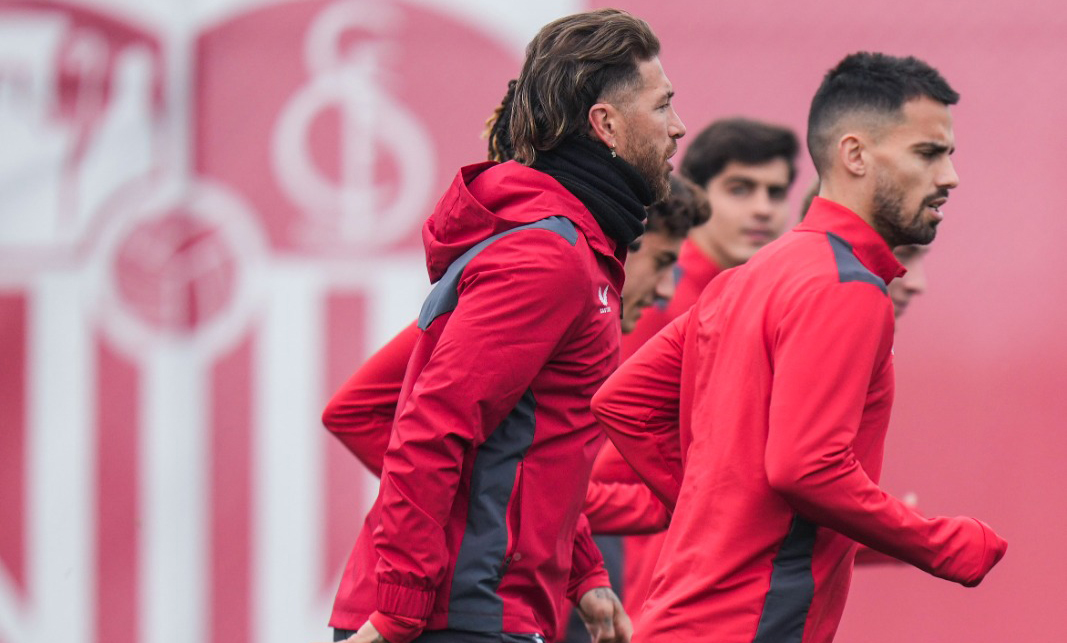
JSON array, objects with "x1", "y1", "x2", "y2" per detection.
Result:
[
  {"x1": 467, "y1": 161, "x2": 621, "y2": 260},
  {"x1": 423, "y1": 161, "x2": 622, "y2": 284},
  {"x1": 798, "y1": 197, "x2": 906, "y2": 284}
]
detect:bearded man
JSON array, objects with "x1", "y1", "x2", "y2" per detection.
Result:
[
  {"x1": 591, "y1": 51, "x2": 1006, "y2": 643},
  {"x1": 324, "y1": 9, "x2": 684, "y2": 643}
]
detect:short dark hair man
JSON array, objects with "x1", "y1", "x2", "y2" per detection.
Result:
[
  {"x1": 591, "y1": 52, "x2": 1006, "y2": 643},
  {"x1": 622, "y1": 117, "x2": 798, "y2": 351},
  {"x1": 324, "y1": 9, "x2": 684, "y2": 643},
  {"x1": 681, "y1": 118, "x2": 799, "y2": 267}
]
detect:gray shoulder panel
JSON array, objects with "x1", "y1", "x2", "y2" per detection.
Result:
[
  {"x1": 417, "y1": 216, "x2": 579, "y2": 330},
  {"x1": 825, "y1": 232, "x2": 887, "y2": 294}
]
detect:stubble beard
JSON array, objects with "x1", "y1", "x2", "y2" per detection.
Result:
[
  {"x1": 625, "y1": 138, "x2": 672, "y2": 203},
  {"x1": 871, "y1": 173, "x2": 938, "y2": 247}
]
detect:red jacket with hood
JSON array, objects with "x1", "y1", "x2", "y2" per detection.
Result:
[{"x1": 329, "y1": 160, "x2": 625, "y2": 643}]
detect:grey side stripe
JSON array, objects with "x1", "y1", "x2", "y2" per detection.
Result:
[
  {"x1": 448, "y1": 389, "x2": 538, "y2": 631},
  {"x1": 418, "y1": 216, "x2": 579, "y2": 330},
  {"x1": 826, "y1": 232, "x2": 888, "y2": 294},
  {"x1": 752, "y1": 515, "x2": 817, "y2": 643}
]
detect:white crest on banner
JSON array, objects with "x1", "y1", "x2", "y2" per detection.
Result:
[{"x1": 271, "y1": 1, "x2": 434, "y2": 247}]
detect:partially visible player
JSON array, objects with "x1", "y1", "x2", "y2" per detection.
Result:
[
  {"x1": 621, "y1": 174, "x2": 711, "y2": 333},
  {"x1": 888, "y1": 244, "x2": 928, "y2": 318},
  {"x1": 558, "y1": 174, "x2": 709, "y2": 643},
  {"x1": 586, "y1": 118, "x2": 800, "y2": 619},
  {"x1": 622, "y1": 118, "x2": 799, "y2": 351}
]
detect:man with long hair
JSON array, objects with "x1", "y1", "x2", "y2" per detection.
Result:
[{"x1": 325, "y1": 9, "x2": 684, "y2": 643}]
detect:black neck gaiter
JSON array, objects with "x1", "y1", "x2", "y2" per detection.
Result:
[{"x1": 532, "y1": 136, "x2": 654, "y2": 248}]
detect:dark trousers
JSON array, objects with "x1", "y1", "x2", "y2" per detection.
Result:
[{"x1": 334, "y1": 629, "x2": 543, "y2": 643}]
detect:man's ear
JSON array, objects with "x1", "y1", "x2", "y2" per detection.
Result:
[
  {"x1": 838, "y1": 133, "x2": 868, "y2": 177},
  {"x1": 588, "y1": 102, "x2": 620, "y2": 148}
]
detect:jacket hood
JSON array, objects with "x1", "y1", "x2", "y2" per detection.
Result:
[{"x1": 422, "y1": 161, "x2": 618, "y2": 283}]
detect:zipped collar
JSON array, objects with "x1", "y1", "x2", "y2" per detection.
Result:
[{"x1": 798, "y1": 197, "x2": 906, "y2": 285}]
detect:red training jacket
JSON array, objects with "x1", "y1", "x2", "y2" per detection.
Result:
[
  {"x1": 582, "y1": 239, "x2": 722, "y2": 617},
  {"x1": 322, "y1": 321, "x2": 419, "y2": 478},
  {"x1": 329, "y1": 161, "x2": 624, "y2": 643},
  {"x1": 592, "y1": 198, "x2": 1007, "y2": 643}
]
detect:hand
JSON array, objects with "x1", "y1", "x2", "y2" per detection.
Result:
[
  {"x1": 316, "y1": 620, "x2": 389, "y2": 643},
  {"x1": 577, "y1": 586, "x2": 632, "y2": 643}
]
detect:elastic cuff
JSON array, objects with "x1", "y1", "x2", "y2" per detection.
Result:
[
  {"x1": 377, "y1": 581, "x2": 435, "y2": 620},
  {"x1": 369, "y1": 610, "x2": 425, "y2": 643},
  {"x1": 569, "y1": 568, "x2": 612, "y2": 605}
]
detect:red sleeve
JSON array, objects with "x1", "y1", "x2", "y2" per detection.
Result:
[
  {"x1": 765, "y1": 282, "x2": 1006, "y2": 587},
  {"x1": 584, "y1": 443, "x2": 670, "y2": 535},
  {"x1": 566, "y1": 514, "x2": 612, "y2": 604},
  {"x1": 853, "y1": 544, "x2": 905, "y2": 566},
  {"x1": 591, "y1": 311, "x2": 687, "y2": 510},
  {"x1": 373, "y1": 231, "x2": 590, "y2": 638},
  {"x1": 321, "y1": 321, "x2": 418, "y2": 478}
]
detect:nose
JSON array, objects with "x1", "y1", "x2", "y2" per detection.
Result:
[
  {"x1": 905, "y1": 258, "x2": 927, "y2": 295},
  {"x1": 939, "y1": 157, "x2": 960, "y2": 190},
  {"x1": 654, "y1": 268, "x2": 676, "y2": 303},
  {"x1": 752, "y1": 188, "x2": 775, "y2": 219},
  {"x1": 669, "y1": 107, "x2": 686, "y2": 140}
]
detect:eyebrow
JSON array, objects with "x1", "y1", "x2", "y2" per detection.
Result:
[
  {"x1": 723, "y1": 176, "x2": 788, "y2": 187},
  {"x1": 723, "y1": 176, "x2": 757, "y2": 187},
  {"x1": 913, "y1": 142, "x2": 955, "y2": 155}
]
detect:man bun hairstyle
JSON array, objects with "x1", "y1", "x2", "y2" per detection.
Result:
[
  {"x1": 509, "y1": 8, "x2": 660, "y2": 165},
  {"x1": 807, "y1": 51, "x2": 959, "y2": 174},
  {"x1": 680, "y1": 118, "x2": 799, "y2": 188},
  {"x1": 645, "y1": 175, "x2": 711, "y2": 239}
]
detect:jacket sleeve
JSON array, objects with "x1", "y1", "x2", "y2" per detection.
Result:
[
  {"x1": 372, "y1": 231, "x2": 590, "y2": 640},
  {"x1": 566, "y1": 514, "x2": 612, "y2": 604},
  {"x1": 584, "y1": 442, "x2": 671, "y2": 535},
  {"x1": 592, "y1": 311, "x2": 688, "y2": 509},
  {"x1": 765, "y1": 282, "x2": 1006, "y2": 587},
  {"x1": 321, "y1": 321, "x2": 419, "y2": 478}
]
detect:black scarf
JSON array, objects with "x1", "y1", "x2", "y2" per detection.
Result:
[{"x1": 532, "y1": 136, "x2": 653, "y2": 249}]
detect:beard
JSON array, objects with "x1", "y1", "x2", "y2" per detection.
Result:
[
  {"x1": 871, "y1": 172, "x2": 943, "y2": 247},
  {"x1": 622, "y1": 138, "x2": 672, "y2": 202}
]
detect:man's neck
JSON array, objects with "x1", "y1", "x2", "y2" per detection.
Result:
[
  {"x1": 688, "y1": 227, "x2": 735, "y2": 270},
  {"x1": 818, "y1": 181, "x2": 875, "y2": 230}
]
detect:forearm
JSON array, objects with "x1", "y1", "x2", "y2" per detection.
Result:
[
  {"x1": 585, "y1": 479, "x2": 670, "y2": 535},
  {"x1": 592, "y1": 314, "x2": 688, "y2": 508},
  {"x1": 322, "y1": 322, "x2": 419, "y2": 477},
  {"x1": 767, "y1": 283, "x2": 1006, "y2": 585},
  {"x1": 567, "y1": 514, "x2": 611, "y2": 604}
]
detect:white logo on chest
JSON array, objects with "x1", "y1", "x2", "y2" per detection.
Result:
[{"x1": 597, "y1": 285, "x2": 612, "y2": 313}]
